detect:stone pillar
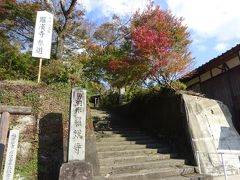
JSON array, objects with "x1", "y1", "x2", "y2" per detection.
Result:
[
  {"x1": 59, "y1": 161, "x2": 93, "y2": 180},
  {"x1": 68, "y1": 88, "x2": 86, "y2": 161},
  {"x1": 59, "y1": 88, "x2": 93, "y2": 180}
]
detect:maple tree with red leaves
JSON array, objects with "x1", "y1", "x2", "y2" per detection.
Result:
[
  {"x1": 105, "y1": 2, "x2": 192, "y2": 89},
  {"x1": 83, "y1": 2, "x2": 192, "y2": 90}
]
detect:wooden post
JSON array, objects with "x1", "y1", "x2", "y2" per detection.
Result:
[
  {"x1": 0, "y1": 112, "x2": 10, "y2": 174},
  {"x1": 0, "y1": 106, "x2": 32, "y2": 115},
  {"x1": 37, "y1": 58, "x2": 43, "y2": 83}
]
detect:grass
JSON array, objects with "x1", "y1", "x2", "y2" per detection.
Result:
[
  {"x1": 0, "y1": 81, "x2": 71, "y2": 179},
  {"x1": 0, "y1": 89, "x2": 40, "y2": 115},
  {"x1": 0, "y1": 80, "x2": 95, "y2": 179},
  {"x1": 14, "y1": 146, "x2": 38, "y2": 179},
  {"x1": 3, "y1": 79, "x2": 39, "y2": 86}
]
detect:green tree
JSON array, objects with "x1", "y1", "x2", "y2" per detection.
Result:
[
  {"x1": 0, "y1": 37, "x2": 37, "y2": 80},
  {"x1": 84, "y1": 3, "x2": 192, "y2": 90},
  {"x1": 0, "y1": 0, "x2": 92, "y2": 83},
  {"x1": 106, "y1": 3, "x2": 192, "y2": 89},
  {"x1": 83, "y1": 15, "x2": 133, "y2": 88},
  {"x1": 0, "y1": 0, "x2": 89, "y2": 59},
  {"x1": 43, "y1": 0, "x2": 91, "y2": 59}
]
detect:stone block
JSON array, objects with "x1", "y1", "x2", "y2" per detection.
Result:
[{"x1": 59, "y1": 161, "x2": 93, "y2": 180}]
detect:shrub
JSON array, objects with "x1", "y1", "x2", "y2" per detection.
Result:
[
  {"x1": 0, "y1": 50, "x2": 37, "y2": 80},
  {"x1": 100, "y1": 91, "x2": 120, "y2": 108},
  {"x1": 171, "y1": 81, "x2": 187, "y2": 91},
  {"x1": 41, "y1": 60, "x2": 69, "y2": 84}
]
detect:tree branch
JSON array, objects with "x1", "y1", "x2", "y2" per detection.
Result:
[
  {"x1": 11, "y1": 29, "x2": 33, "y2": 41},
  {"x1": 60, "y1": 0, "x2": 66, "y2": 15},
  {"x1": 43, "y1": 0, "x2": 54, "y2": 12},
  {"x1": 60, "y1": 0, "x2": 77, "y2": 17},
  {"x1": 66, "y1": 0, "x2": 77, "y2": 17}
]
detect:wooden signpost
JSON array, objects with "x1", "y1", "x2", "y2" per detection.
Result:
[
  {"x1": 0, "y1": 112, "x2": 10, "y2": 173},
  {"x1": 0, "y1": 106, "x2": 32, "y2": 176},
  {"x1": 32, "y1": 11, "x2": 54, "y2": 83},
  {"x1": 0, "y1": 106, "x2": 32, "y2": 115},
  {"x1": 68, "y1": 88, "x2": 87, "y2": 161},
  {"x1": 2, "y1": 130, "x2": 19, "y2": 180}
]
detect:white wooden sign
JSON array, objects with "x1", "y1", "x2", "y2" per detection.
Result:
[
  {"x1": 68, "y1": 88, "x2": 86, "y2": 161},
  {"x1": 2, "y1": 130, "x2": 19, "y2": 180},
  {"x1": 32, "y1": 11, "x2": 53, "y2": 59}
]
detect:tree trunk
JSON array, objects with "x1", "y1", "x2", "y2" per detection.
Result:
[{"x1": 56, "y1": 35, "x2": 64, "y2": 60}]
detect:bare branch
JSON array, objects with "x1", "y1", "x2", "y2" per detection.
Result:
[
  {"x1": 60, "y1": 0, "x2": 66, "y2": 15},
  {"x1": 11, "y1": 29, "x2": 32, "y2": 41},
  {"x1": 65, "y1": 0, "x2": 77, "y2": 17}
]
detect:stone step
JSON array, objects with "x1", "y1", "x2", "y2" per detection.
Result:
[
  {"x1": 100, "y1": 159, "x2": 187, "y2": 175},
  {"x1": 184, "y1": 174, "x2": 211, "y2": 180},
  {"x1": 96, "y1": 139, "x2": 160, "y2": 146},
  {"x1": 94, "y1": 166, "x2": 195, "y2": 180},
  {"x1": 97, "y1": 147, "x2": 171, "y2": 159},
  {"x1": 96, "y1": 130, "x2": 146, "y2": 135},
  {"x1": 99, "y1": 153, "x2": 178, "y2": 166},
  {"x1": 97, "y1": 143, "x2": 168, "y2": 152},
  {"x1": 95, "y1": 132, "x2": 147, "y2": 138},
  {"x1": 96, "y1": 136, "x2": 154, "y2": 142},
  {"x1": 94, "y1": 174, "x2": 197, "y2": 180},
  {"x1": 152, "y1": 175, "x2": 191, "y2": 180},
  {"x1": 96, "y1": 127, "x2": 141, "y2": 132},
  {"x1": 155, "y1": 174, "x2": 210, "y2": 180}
]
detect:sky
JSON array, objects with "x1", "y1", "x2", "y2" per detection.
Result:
[{"x1": 78, "y1": 0, "x2": 240, "y2": 69}]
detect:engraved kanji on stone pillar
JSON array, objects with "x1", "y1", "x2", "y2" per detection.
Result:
[{"x1": 68, "y1": 88, "x2": 86, "y2": 161}]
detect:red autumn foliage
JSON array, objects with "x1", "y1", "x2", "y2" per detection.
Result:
[
  {"x1": 87, "y1": 2, "x2": 192, "y2": 88},
  {"x1": 130, "y1": 3, "x2": 192, "y2": 81},
  {"x1": 131, "y1": 6, "x2": 173, "y2": 63},
  {"x1": 0, "y1": 0, "x2": 15, "y2": 16},
  {"x1": 106, "y1": 3, "x2": 192, "y2": 88}
]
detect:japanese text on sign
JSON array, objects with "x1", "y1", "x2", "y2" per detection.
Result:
[
  {"x1": 32, "y1": 11, "x2": 53, "y2": 59},
  {"x1": 68, "y1": 88, "x2": 86, "y2": 161},
  {"x1": 2, "y1": 130, "x2": 19, "y2": 180}
]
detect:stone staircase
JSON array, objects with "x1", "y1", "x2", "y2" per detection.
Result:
[{"x1": 94, "y1": 128, "x2": 202, "y2": 180}]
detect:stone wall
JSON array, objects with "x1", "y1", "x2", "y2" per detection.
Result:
[
  {"x1": 85, "y1": 108, "x2": 100, "y2": 176},
  {"x1": 183, "y1": 94, "x2": 240, "y2": 175},
  {"x1": 122, "y1": 92, "x2": 194, "y2": 161}
]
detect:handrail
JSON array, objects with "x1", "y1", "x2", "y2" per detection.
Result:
[
  {"x1": 196, "y1": 151, "x2": 240, "y2": 155},
  {"x1": 196, "y1": 151, "x2": 240, "y2": 180}
]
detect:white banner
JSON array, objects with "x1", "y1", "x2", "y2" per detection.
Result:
[{"x1": 32, "y1": 11, "x2": 53, "y2": 59}]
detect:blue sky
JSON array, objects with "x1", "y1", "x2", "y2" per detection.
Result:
[{"x1": 79, "y1": 0, "x2": 240, "y2": 69}]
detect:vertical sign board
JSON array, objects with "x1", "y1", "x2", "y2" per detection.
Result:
[
  {"x1": 2, "y1": 130, "x2": 19, "y2": 180},
  {"x1": 68, "y1": 88, "x2": 86, "y2": 161},
  {"x1": 32, "y1": 11, "x2": 53, "y2": 83},
  {"x1": 32, "y1": 11, "x2": 53, "y2": 59}
]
